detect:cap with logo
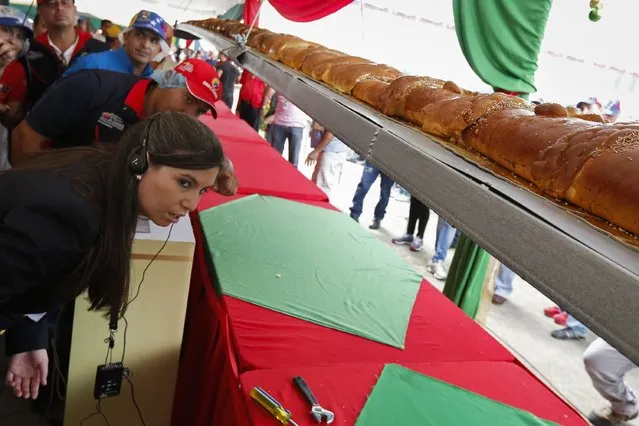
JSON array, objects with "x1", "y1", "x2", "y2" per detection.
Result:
[
  {"x1": 0, "y1": 6, "x2": 33, "y2": 38},
  {"x1": 123, "y1": 10, "x2": 171, "y2": 60},
  {"x1": 173, "y1": 59, "x2": 222, "y2": 118}
]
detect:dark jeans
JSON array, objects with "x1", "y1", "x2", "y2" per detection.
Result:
[
  {"x1": 407, "y1": 196, "x2": 430, "y2": 238},
  {"x1": 268, "y1": 124, "x2": 303, "y2": 168},
  {"x1": 350, "y1": 161, "x2": 393, "y2": 221},
  {"x1": 237, "y1": 100, "x2": 261, "y2": 131}
]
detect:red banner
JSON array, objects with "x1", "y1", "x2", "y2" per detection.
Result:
[
  {"x1": 243, "y1": 0, "x2": 353, "y2": 24},
  {"x1": 244, "y1": 0, "x2": 261, "y2": 26}
]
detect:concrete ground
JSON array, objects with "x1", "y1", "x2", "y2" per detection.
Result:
[{"x1": 1, "y1": 143, "x2": 637, "y2": 425}]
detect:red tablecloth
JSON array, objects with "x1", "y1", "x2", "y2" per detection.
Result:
[
  {"x1": 197, "y1": 192, "x2": 339, "y2": 214},
  {"x1": 221, "y1": 142, "x2": 329, "y2": 201},
  {"x1": 201, "y1": 113, "x2": 269, "y2": 145},
  {"x1": 239, "y1": 362, "x2": 587, "y2": 426},
  {"x1": 224, "y1": 280, "x2": 515, "y2": 372}
]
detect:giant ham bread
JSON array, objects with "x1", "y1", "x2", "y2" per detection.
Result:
[{"x1": 188, "y1": 18, "x2": 639, "y2": 238}]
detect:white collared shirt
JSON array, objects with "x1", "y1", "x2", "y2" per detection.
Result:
[{"x1": 48, "y1": 34, "x2": 79, "y2": 67}]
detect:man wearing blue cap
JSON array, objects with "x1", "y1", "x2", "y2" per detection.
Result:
[{"x1": 65, "y1": 10, "x2": 171, "y2": 78}]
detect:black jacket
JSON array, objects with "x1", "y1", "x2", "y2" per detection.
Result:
[
  {"x1": 0, "y1": 170, "x2": 99, "y2": 355},
  {"x1": 18, "y1": 33, "x2": 109, "y2": 112}
]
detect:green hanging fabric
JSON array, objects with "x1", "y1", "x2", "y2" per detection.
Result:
[
  {"x1": 452, "y1": 0, "x2": 552, "y2": 94},
  {"x1": 442, "y1": 234, "x2": 490, "y2": 319},
  {"x1": 445, "y1": 0, "x2": 553, "y2": 317}
]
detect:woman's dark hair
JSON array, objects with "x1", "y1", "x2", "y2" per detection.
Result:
[{"x1": 11, "y1": 111, "x2": 225, "y2": 321}]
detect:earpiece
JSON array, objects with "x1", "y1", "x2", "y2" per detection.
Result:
[{"x1": 128, "y1": 118, "x2": 152, "y2": 175}]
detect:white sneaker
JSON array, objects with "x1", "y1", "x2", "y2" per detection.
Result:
[
  {"x1": 410, "y1": 237, "x2": 424, "y2": 252},
  {"x1": 392, "y1": 234, "x2": 414, "y2": 245},
  {"x1": 426, "y1": 260, "x2": 437, "y2": 274},
  {"x1": 433, "y1": 262, "x2": 448, "y2": 281}
]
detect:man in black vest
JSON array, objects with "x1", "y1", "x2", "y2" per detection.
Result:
[{"x1": 0, "y1": 0, "x2": 108, "y2": 129}]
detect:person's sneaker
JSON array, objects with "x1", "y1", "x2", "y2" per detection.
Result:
[
  {"x1": 554, "y1": 312, "x2": 568, "y2": 326},
  {"x1": 426, "y1": 260, "x2": 438, "y2": 274},
  {"x1": 433, "y1": 262, "x2": 448, "y2": 281},
  {"x1": 369, "y1": 219, "x2": 381, "y2": 230},
  {"x1": 544, "y1": 305, "x2": 562, "y2": 318},
  {"x1": 350, "y1": 214, "x2": 359, "y2": 223},
  {"x1": 392, "y1": 234, "x2": 414, "y2": 245},
  {"x1": 551, "y1": 327, "x2": 586, "y2": 340},
  {"x1": 588, "y1": 406, "x2": 639, "y2": 425},
  {"x1": 410, "y1": 237, "x2": 424, "y2": 252}
]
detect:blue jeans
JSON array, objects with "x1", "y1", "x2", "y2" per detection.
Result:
[
  {"x1": 432, "y1": 218, "x2": 457, "y2": 263},
  {"x1": 494, "y1": 264, "x2": 516, "y2": 298},
  {"x1": 567, "y1": 314, "x2": 588, "y2": 336},
  {"x1": 268, "y1": 124, "x2": 304, "y2": 167},
  {"x1": 350, "y1": 161, "x2": 393, "y2": 221}
]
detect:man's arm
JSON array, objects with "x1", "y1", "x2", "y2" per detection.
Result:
[
  {"x1": 11, "y1": 120, "x2": 49, "y2": 166},
  {"x1": 305, "y1": 130, "x2": 334, "y2": 166},
  {"x1": 11, "y1": 71, "x2": 99, "y2": 166},
  {"x1": 262, "y1": 86, "x2": 275, "y2": 110}
]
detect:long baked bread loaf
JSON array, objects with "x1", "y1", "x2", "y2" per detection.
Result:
[
  {"x1": 351, "y1": 80, "x2": 390, "y2": 109},
  {"x1": 267, "y1": 36, "x2": 316, "y2": 60},
  {"x1": 462, "y1": 109, "x2": 602, "y2": 189},
  {"x1": 259, "y1": 33, "x2": 290, "y2": 55},
  {"x1": 191, "y1": 18, "x2": 639, "y2": 237},
  {"x1": 567, "y1": 128, "x2": 639, "y2": 235},
  {"x1": 300, "y1": 51, "x2": 346, "y2": 76},
  {"x1": 309, "y1": 56, "x2": 371, "y2": 81},
  {"x1": 280, "y1": 45, "x2": 317, "y2": 68},
  {"x1": 247, "y1": 30, "x2": 270, "y2": 49},
  {"x1": 379, "y1": 76, "x2": 445, "y2": 117},
  {"x1": 404, "y1": 87, "x2": 464, "y2": 125},
  {"x1": 532, "y1": 125, "x2": 612, "y2": 197},
  {"x1": 325, "y1": 63, "x2": 400, "y2": 94}
]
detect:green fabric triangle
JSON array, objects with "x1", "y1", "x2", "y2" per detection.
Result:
[
  {"x1": 355, "y1": 364, "x2": 558, "y2": 426},
  {"x1": 198, "y1": 195, "x2": 422, "y2": 349}
]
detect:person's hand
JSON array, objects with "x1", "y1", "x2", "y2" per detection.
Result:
[
  {"x1": 0, "y1": 104, "x2": 10, "y2": 114},
  {"x1": 6, "y1": 349, "x2": 48, "y2": 400},
  {"x1": 213, "y1": 163, "x2": 238, "y2": 196},
  {"x1": 263, "y1": 115, "x2": 274, "y2": 125},
  {"x1": 305, "y1": 149, "x2": 320, "y2": 166}
]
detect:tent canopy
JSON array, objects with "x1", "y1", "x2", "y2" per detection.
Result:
[{"x1": 9, "y1": 2, "x2": 114, "y2": 30}]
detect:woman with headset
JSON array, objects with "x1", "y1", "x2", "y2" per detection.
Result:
[{"x1": 0, "y1": 111, "x2": 227, "y2": 400}]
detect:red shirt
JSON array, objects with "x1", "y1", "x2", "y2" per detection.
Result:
[{"x1": 238, "y1": 70, "x2": 265, "y2": 109}]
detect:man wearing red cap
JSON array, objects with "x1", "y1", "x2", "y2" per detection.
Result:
[
  {"x1": 0, "y1": 0, "x2": 108, "y2": 129},
  {"x1": 11, "y1": 58, "x2": 223, "y2": 163},
  {"x1": 11, "y1": 58, "x2": 236, "y2": 194}
]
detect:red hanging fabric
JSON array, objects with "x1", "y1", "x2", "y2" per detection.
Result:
[
  {"x1": 268, "y1": 0, "x2": 354, "y2": 22},
  {"x1": 244, "y1": 0, "x2": 261, "y2": 26}
]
